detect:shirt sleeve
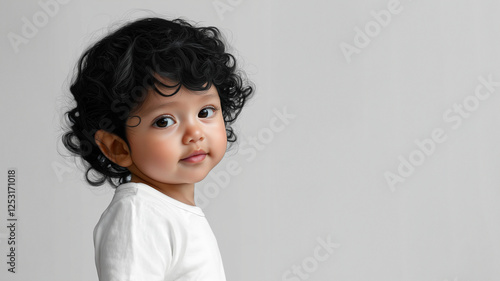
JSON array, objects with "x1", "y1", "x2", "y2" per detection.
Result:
[{"x1": 94, "y1": 198, "x2": 174, "y2": 281}]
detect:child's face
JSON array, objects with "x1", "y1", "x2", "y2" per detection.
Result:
[{"x1": 124, "y1": 78, "x2": 227, "y2": 186}]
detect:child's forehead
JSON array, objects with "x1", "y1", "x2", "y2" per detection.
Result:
[
  {"x1": 152, "y1": 75, "x2": 213, "y2": 98},
  {"x1": 133, "y1": 81, "x2": 218, "y2": 113},
  {"x1": 153, "y1": 73, "x2": 178, "y2": 87},
  {"x1": 148, "y1": 84, "x2": 216, "y2": 102},
  {"x1": 152, "y1": 74, "x2": 210, "y2": 95}
]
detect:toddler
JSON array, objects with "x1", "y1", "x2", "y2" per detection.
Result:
[{"x1": 62, "y1": 16, "x2": 253, "y2": 281}]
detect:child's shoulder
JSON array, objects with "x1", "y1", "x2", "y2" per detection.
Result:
[
  {"x1": 95, "y1": 182, "x2": 206, "y2": 235},
  {"x1": 96, "y1": 182, "x2": 176, "y2": 231},
  {"x1": 105, "y1": 182, "x2": 205, "y2": 218},
  {"x1": 106, "y1": 182, "x2": 167, "y2": 213}
]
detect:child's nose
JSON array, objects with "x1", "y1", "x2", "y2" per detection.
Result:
[{"x1": 182, "y1": 122, "x2": 205, "y2": 144}]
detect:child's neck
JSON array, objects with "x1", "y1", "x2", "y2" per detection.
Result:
[{"x1": 130, "y1": 174, "x2": 196, "y2": 206}]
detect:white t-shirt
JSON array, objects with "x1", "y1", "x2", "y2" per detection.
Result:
[{"x1": 93, "y1": 182, "x2": 226, "y2": 281}]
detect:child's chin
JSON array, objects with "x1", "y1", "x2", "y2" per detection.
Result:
[{"x1": 192, "y1": 172, "x2": 212, "y2": 183}]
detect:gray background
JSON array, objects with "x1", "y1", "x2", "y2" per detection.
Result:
[{"x1": 1, "y1": 0, "x2": 500, "y2": 280}]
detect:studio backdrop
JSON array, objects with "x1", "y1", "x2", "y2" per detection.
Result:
[{"x1": 1, "y1": 0, "x2": 500, "y2": 280}]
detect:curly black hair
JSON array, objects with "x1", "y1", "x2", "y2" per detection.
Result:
[{"x1": 61, "y1": 17, "x2": 253, "y2": 187}]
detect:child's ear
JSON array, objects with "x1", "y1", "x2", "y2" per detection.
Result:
[{"x1": 94, "y1": 130, "x2": 133, "y2": 168}]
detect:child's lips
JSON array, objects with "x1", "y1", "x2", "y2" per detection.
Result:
[
  {"x1": 181, "y1": 154, "x2": 207, "y2": 163},
  {"x1": 181, "y1": 149, "x2": 207, "y2": 163}
]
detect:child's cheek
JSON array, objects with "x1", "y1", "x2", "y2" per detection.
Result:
[
  {"x1": 132, "y1": 134, "x2": 177, "y2": 173},
  {"x1": 219, "y1": 125, "x2": 228, "y2": 149},
  {"x1": 211, "y1": 119, "x2": 228, "y2": 159},
  {"x1": 145, "y1": 135, "x2": 177, "y2": 165}
]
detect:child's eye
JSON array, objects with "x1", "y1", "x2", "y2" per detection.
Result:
[
  {"x1": 153, "y1": 116, "x2": 175, "y2": 128},
  {"x1": 198, "y1": 107, "x2": 216, "y2": 118}
]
